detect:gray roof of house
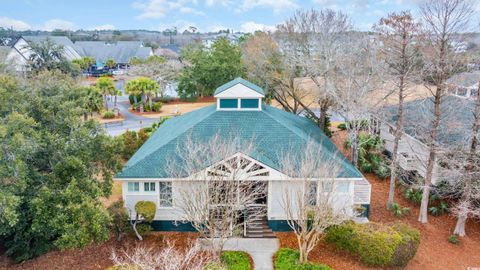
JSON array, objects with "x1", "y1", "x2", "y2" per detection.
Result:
[
  {"x1": 21, "y1": 36, "x2": 82, "y2": 60},
  {"x1": 117, "y1": 104, "x2": 362, "y2": 179},
  {"x1": 446, "y1": 71, "x2": 480, "y2": 88},
  {"x1": 74, "y1": 41, "x2": 152, "y2": 63},
  {"x1": 384, "y1": 95, "x2": 476, "y2": 147},
  {"x1": 23, "y1": 35, "x2": 76, "y2": 47}
]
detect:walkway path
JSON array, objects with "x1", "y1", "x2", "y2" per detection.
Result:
[
  {"x1": 104, "y1": 98, "x2": 160, "y2": 136},
  {"x1": 222, "y1": 238, "x2": 279, "y2": 270}
]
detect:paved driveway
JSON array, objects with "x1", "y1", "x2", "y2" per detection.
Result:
[
  {"x1": 103, "y1": 95, "x2": 162, "y2": 136},
  {"x1": 201, "y1": 238, "x2": 279, "y2": 270}
]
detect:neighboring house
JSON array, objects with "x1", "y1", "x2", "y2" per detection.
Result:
[
  {"x1": 3, "y1": 36, "x2": 153, "y2": 72},
  {"x1": 6, "y1": 35, "x2": 82, "y2": 72},
  {"x1": 74, "y1": 41, "x2": 153, "y2": 68},
  {"x1": 446, "y1": 71, "x2": 480, "y2": 98},
  {"x1": 154, "y1": 44, "x2": 181, "y2": 59},
  {"x1": 115, "y1": 78, "x2": 371, "y2": 236},
  {"x1": 379, "y1": 95, "x2": 476, "y2": 185}
]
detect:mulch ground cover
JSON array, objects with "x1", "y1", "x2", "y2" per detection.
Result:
[
  {"x1": 0, "y1": 232, "x2": 199, "y2": 270},
  {"x1": 2, "y1": 130, "x2": 480, "y2": 270},
  {"x1": 275, "y1": 130, "x2": 480, "y2": 270}
]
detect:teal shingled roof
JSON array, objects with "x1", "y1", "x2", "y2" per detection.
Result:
[
  {"x1": 116, "y1": 104, "x2": 362, "y2": 179},
  {"x1": 214, "y1": 77, "x2": 265, "y2": 96}
]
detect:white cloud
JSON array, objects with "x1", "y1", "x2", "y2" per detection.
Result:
[
  {"x1": 179, "y1": 6, "x2": 205, "y2": 15},
  {"x1": 240, "y1": 21, "x2": 275, "y2": 33},
  {"x1": 241, "y1": 0, "x2": 297, "y2": 12},
  {"x1": 42, "y1": 19, "x2": 75, "y2": 31},
  {"x1": 133, "y1": 0, "x2": 203, "y2": 19},
  {"x1": 89, "y1": 24, "x2": 116, "y2": 31},
  {"x1": 205, "y1": 0, "x2": 231, "y2": 6},
  {"x1": 0, "y1": 16, "x2": 31, "y2": 30}
]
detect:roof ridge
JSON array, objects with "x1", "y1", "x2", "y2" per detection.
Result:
[{"x1": 214, "y1": 78, "x2": 265, "y2": 96}]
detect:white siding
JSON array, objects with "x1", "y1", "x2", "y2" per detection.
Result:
[
  {"x1": 124, "y1": 180, "x2": 204, "y2": 220},
  {"x1": 268, "y1": 180, "x2": 355, "y2": 220},
  {"x1": 379, "y1": 121, "x2": 445, "y2": 184},
  {"x1": 123, "y1": 179, "x2": 360, "y2": 221}
]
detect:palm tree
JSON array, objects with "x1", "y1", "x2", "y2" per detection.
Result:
[
  {"x1": 105, "y1": 59, "x2": 117, "y2": 70},
  {"x1": 95, "y1": 77, "x2": 116, "y2": 110},
  {"x1": 82, "y1": 87, "x2": 103, "y2": 120},
  {"x1": 125, "y1": 77, "x2": 159, "y2": 113},
  {"x1": 125, "y1": 79, "x2": 141, "y2": 112}
]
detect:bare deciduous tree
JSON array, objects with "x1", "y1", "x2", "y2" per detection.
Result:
[
  {"x1": 128, "y1": 59, "x2": 183, "y2": 98},
  {"x1": 166, "y1": 133, "x2": 267, "y2": 259},
  {"x1": 280, "y1": 140, "x2": 352, "y2": 264},
  {"x1": 111, "y1": 241, "x2": 212, "y2": 270},
  {"x1": 417, "y1": 0, "x2": 473, "y2": 223},
  {"x1": 276, "y1": 9, "x2": 352, "y2": 131},
  {"x1": 328, "y1": 33, "x2": 383, "y2": 167},
  {"x1": 373, "y1": 11, "x2": 422, "y2": 209},
  {"x1": 242, "y1": 31, "x2": 308, "y2": 114},
  {"x1": 439, "y1": 84, "x2": 480, "y2": 236}
]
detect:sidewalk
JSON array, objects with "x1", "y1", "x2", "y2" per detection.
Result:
[{"x1": 200, "y1": 238, "x2": 279, "y2": 270}]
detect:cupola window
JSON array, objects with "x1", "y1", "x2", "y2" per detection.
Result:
[
  {"x1": 219, "y1": 98, "x2": 238, "y2": 109},
  {"x1": 214, "y1": 78, "x2": 265, "y2": 111},
  {"x1": 240, "y1": 99, "x2": 259, "y2": 109}
]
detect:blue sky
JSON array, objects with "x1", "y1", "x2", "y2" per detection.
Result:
[{"x1": 0, "y1": 0, "x2": 437, "y2": 33}]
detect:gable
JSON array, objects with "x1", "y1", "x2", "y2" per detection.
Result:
[
  {"x1": 190, "y1": 153, "x2": 287, "y2": 180},
  {"x1": 214, "y1": 78, "x2": 265, "y2": 97},
  {"x1": 215, "y1": 83, "x2": 264, "y2": 98}
]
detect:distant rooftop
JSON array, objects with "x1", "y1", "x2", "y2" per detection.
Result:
[{"x1": 74, "y1": 41, "x2": 152, "y2": 63}]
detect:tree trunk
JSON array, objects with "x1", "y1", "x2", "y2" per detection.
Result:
[
  {"x1": 454, "y1": 82, "x2": 480, "y2": 236},
  {"x1": 114, "y1": 95, "x2": 117, "y2": 109},
  {"x1": 387, "y1": 76, "x2": 406, "y2": 209},
  {"x1": 419, "y1": 84, "x2": 442, "y2": 223},
  {"x1": 319, "y1": 102, "x2": 329, "y2": 131},
  {"x1": 133, "y1": 95, "x2": 138, "y2": 112},
  {"x1": 454, "y1": 213, "x2": 467, "y2": 237},
  {"x1": 351, "y1": 130, "x2": 359, "y2": 168},
  {"x1": 104, "y1": 94, "x2": 109, "y2": 110},
  {"x1": 299, "y1": 239, "x2": 308, "y2": 264},
  {"x1": 132, "y1": 222, "x2": 143, "y2": 241},
  {"x1": 149, "y1": 95, "x2": 153, "y2": 112},
  {"x1": 140, "y1": 93, "x2": 145, "y2": 113},
  {"x1": 83, "y1": 112, "x2": 88, "y2": 121}
]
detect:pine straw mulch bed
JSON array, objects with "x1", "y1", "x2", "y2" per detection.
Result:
[
  {"x1": 275, "y1": 130, "x2": 480, "y2": 270},
  {"x1": 0, "y1": 232, "x2": 200, "y2": 270}
]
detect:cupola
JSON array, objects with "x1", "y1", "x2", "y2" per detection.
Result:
[{"x1": 214, "y1": 78, "x2": 265, "y2": 111}]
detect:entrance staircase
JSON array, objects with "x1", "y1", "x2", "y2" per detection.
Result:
[{"x1": 244, "y1": 206, "x2": 275, "y2": 238}]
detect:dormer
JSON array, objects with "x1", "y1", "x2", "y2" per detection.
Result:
[{"x1": 214, "y1": 78, "x2": 265, "y2": 111}]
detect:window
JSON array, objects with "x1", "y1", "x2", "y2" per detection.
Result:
[
  {"x1": 128, "y1": 182, "x2": 139, "y2": 192},
  {"x1": 144, "y1": 182, "x2": 156, "y2": 192},
  {"x1": 240, "y1": 99, "x2": 259, "y2": 109},
  {"x1": 308, "y1": 182, "x2": 317, "y2": 206},
  {"x1": 159, "y1": 182, "x2": 172, "y2": 207},
  {"x1": 219, "y1": 99, "x2": 238, "y2": 109}
]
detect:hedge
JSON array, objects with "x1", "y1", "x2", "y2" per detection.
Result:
[
  {"x1": 274, "y1": 248, "x2": 332, "y2": 270},
  {"x1": 103, "y1": 110, "x2": 115, "y2": 119},
  {"x1": 220, "y1": 251, "x2": 251, "y2": 270},
  {"x1": 325, "y1": 222, "x2": 420, "y2": 267}
]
